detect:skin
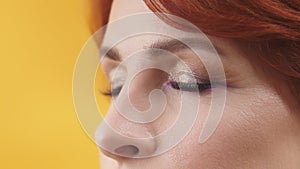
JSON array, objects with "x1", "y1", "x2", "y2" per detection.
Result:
[{"x1": 96, "y1": 0, "x2": 300, "y2": 168}]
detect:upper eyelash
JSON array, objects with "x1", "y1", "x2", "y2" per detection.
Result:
[
  {"x1": 166, "y1": 80, "x2": 211, "y2": 91},
  {"x1": 102, "y1": 80, "x2": 211, "y2": 97},
  {"x1": 101, "y1": 86, "x2": 122, "y2": 97},
  {"x1": 102, "y1": 72, "x2": 211, "y2": 97}
]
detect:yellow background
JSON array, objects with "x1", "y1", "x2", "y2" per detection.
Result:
[{"x1": 0, "y1": 0, "x2": 105, "y2": 168}]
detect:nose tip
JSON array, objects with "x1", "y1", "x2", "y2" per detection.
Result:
[
  {"x1": 95, "y1": 121, "x2": 157, "y2": 158},
  {"x1": 114, "y1": 145, "x2": 139, "y2": 156}
]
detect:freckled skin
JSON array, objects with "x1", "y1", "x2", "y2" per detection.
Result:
[{"x1": 97, "y1": 0, "x2": 300, "y2": 168}]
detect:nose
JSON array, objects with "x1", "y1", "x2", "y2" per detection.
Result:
[
  {"x1": 95, "y1": 71, "x2": 165, "y2": 159},
  {"x1": 95, "y1": 113, "x2": 157, "y2": 158}
]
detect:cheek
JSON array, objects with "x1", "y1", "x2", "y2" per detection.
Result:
[{"x1": 166, "y1": 86, "x2": 291, "y2": 168}]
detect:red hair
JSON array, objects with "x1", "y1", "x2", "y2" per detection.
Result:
[{"x1": 89, "y1": 0, "x2": 300, "y2": 104}]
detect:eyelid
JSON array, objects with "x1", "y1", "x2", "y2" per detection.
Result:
[
  {"x1": 169, "y1": 70, "x2": 209, "y2": 84},
  {"x1": 108, "y1": 67, "x2": 127, "y2": 88}
]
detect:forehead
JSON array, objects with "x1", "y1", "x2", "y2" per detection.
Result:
[
  {"x1": 105, "y1": 0, "x2": 166, "y2": 58},
  {"x1": 103, "y1": 0, "x2": 237, "y2": 62},
  {"x1": 109, "y1": 0, "x2": 150, "y2": 21}
]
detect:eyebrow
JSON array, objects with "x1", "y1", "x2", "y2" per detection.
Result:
[
  {"x1": 101, "y1": 46, "x2": 120, "y2": 61},
  {"x1": 100, "y1": 38, "x2": 221, "y2": 61}
]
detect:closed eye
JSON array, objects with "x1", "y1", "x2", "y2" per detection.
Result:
[{"x1": 164, "y1": 80, "x2": 211, "y2": 92}]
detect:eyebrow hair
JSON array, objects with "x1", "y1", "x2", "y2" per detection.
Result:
[
  {"x1": 148, "y1": 38, "x2": 192, "y2": 52},
  {"x1": 101, "y1": 38, "x2": 221, "y2": 61},
  {"x1": 100, "y1": 47, "x2": 120, "y2": 61}
]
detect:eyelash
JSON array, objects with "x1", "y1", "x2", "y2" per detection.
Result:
[
  {"x1": 102, "y1": 79, "x2": 211, "y2": 97},
  {"x1": 103, "y1": 86, "x2": 122, "y2": 97},
  {"x1": 164, "y1": 80, "x2": 211, "y2": 92}
]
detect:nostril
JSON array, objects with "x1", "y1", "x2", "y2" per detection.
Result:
[
  {"x1": 95, "y1": 122, "x2": 157, "y2": 158},
  {"x1": 114, "y1": 145, "x2": 139, "y2": 157}
]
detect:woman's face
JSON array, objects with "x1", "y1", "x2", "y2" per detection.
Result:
[{"x1": 96, "y1": 0, "x2": 300, "y2": 168}]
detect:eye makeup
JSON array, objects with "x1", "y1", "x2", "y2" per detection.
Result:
[
  {"x1": 100, "y1": 41, "x2": 226, "y2": 97},
  {"x1": 101, "y1": 69, "x2": 211, "y2": 97},
  {"x1": 163, "y1": 71, "x2": 211, "y2": 92}
]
